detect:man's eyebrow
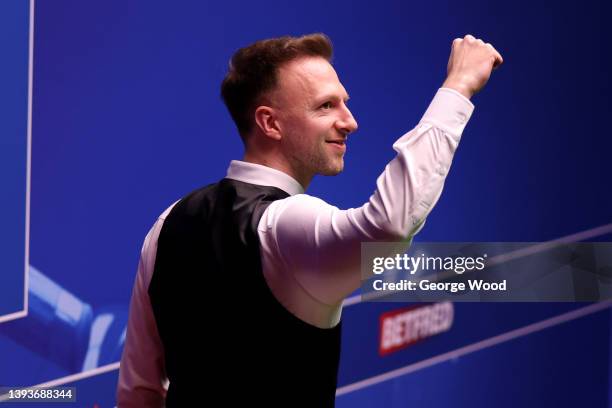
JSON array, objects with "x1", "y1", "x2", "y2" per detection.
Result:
[{"x1": 315, "y1": 93, "x2": 351, "y2": 103}]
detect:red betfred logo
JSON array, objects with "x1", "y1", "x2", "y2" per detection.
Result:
[{"x1": 379, "y1": 302, "x2": 454, "y2": 356}]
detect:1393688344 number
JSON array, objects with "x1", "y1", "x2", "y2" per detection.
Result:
[{"x1": 0, "y1": 387, "x2": 76, "y2": 402}]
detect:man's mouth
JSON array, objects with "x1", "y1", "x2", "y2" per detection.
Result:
[
  {"x1": 326, "y1": 139, "x2": 346, "y2": 146},
  {"x1": 325, "y1": 140, "x2": 347, "y2": 152}
]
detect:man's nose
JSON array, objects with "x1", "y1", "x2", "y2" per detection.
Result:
[{"x1": 336, "y1": 106, "x2": 358, "y2": 135}]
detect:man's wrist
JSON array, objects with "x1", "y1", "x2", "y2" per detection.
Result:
[{"x1": 441, "y1": 78, "x2": 474, "y2": 100}]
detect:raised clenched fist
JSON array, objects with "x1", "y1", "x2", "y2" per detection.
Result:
[{"x1": 442, "y1": 34, "x2": 503, "y2": 99}]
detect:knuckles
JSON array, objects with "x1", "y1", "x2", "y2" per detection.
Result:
[{"x1": 451, "y1": 34, "x2": 503, "y2": 69}]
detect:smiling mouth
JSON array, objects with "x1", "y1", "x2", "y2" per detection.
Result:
[
  {"x1": 326, "y1": 141, "x2": 347, "y2": 154},
  {"x1": 326, "y1": 140, "x2": 346, "y2": 146}
]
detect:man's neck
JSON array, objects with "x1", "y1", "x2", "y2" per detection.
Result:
[{"x1": 242, "y1": 152, "x2": 311, "y2": 190}]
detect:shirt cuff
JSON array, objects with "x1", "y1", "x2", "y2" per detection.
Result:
[{"x1": 419, "y1": 87, "x2": 475, "y2": 138}]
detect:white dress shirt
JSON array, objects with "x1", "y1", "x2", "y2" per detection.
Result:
[{"x1": 117, "y1": 87, "x2": 474, "y2": 407}]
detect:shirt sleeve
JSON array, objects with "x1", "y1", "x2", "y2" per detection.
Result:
[
  {"x1": 258, "y1": 88, "x2": 475, "y2": 306},
  {"x1": 117, "y1": 216, "x2": 169, "y2": 407}
]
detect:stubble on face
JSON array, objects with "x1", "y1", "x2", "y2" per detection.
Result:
[{"x1": 286, "y1": 125, "x2": 345, "y2": 179}]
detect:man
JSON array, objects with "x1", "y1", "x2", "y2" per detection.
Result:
[{"x1": 117, "y1": 33, "x2": 502, "y2": 407}]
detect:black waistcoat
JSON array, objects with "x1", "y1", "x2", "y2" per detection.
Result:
[{"x1": 148, "y1": 178, "x2": 342, "y2": 407}]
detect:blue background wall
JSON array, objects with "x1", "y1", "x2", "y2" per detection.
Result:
[{"x1": 1, "y1": 0, "x2": 611, "y2": 406}]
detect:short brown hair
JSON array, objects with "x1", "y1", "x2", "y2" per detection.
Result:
[{"x1": 221, "y1": 33, "x2": 333, "y2": 137}]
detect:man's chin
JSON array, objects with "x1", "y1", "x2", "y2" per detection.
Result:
[{"x1": 319, "y1": 162, "x2": 344, "y2": 176}]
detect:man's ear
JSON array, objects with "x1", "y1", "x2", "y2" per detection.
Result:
[{"x1": 254, "y1": 106, "x2": 282, "y2": 141}]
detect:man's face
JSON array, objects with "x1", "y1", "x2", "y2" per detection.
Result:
[{"x1": 271, "y1": 57, "x2": 358, "y2": 182}]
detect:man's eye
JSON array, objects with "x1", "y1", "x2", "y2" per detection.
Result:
[{"x1": 320, "y1": 102, "x2": 333, "y2": 110}]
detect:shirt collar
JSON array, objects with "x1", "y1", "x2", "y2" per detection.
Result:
[{"x1": 225, "y1": 160, "x2": 304, "y2": 196}]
